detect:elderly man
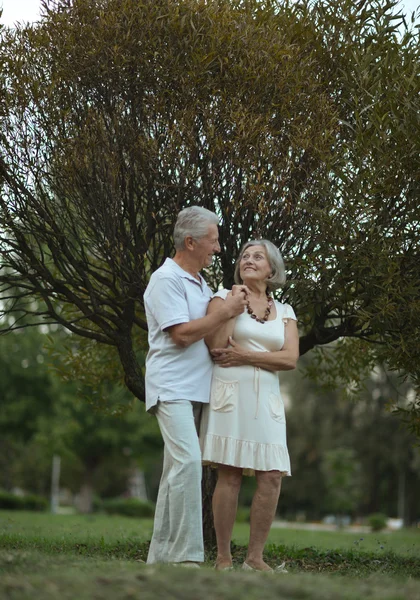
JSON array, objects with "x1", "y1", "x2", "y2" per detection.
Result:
[{"x1": 144, "y1": 206, "x2": 247, "y2": 566}]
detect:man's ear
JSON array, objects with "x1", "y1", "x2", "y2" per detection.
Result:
[{"x1": 184, "y1": 236, "x2": 195, "y2": 250}]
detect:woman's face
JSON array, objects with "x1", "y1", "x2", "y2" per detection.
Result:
[{"x1": 239, "y1": 245, "x2": 272, "y2": 284}]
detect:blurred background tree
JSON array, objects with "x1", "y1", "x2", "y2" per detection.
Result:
[
  {"x1": 0, "y1": 326, "x2": 162, "y2": 511},
  {"x1": 321, "y1": 448, "x2": 363, "y2": 526},
  {"x1": 278, "y1": 360, "x2": 420, "y2": 526}
]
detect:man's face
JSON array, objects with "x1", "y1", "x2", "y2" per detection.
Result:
[{"x1": 192, "y1": 224, "x2": 221, "y2": 269}]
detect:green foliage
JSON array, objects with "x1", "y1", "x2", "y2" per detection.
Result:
[
  {"x1": 95, "y1": 497, "x2": 155, "y2": 518},
  {"x1": 282, "y1": 359, "x2": 420, "y2": 522},
  {"x1": 0, "y1": 329, "x2": 56, "y2": 444},
  {"x1": 235, "y1": 507, "x2": 250, "y2": 524},
  {"x1": 321, "y1": 448, "x2": 362, "y2": 517},
  {"x1": 304, "y1": 338, "x2": 378, "y2": 399},
  {"x1": 0, "y1": 491, "x2": 47, "y2": 512},
  {"x1": 0, "y1": 326, "x2": 162, "y2": 504},
  {"x1": 368, "y1": 513, "x2": 388, "y2": 533},
  {"x1": 392, "y1": 399, "x2": 420, "y2": 442},
  {"x1": 47, "y1": 334, "x2": 147, "y2": 416}
]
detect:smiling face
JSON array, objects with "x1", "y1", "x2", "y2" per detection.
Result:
[
  {"x1": 191, "y1": 223, "x2": 221, "y2": 269},
  {"x1": 239, "y1": 244, "x2": 272, "y2": 284}
]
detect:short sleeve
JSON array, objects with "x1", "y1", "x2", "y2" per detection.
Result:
[
  {"x1": 212, "y1": 288, "x2": 230, "y2": 300},
  {"x1": 146, "y1": 276, "x2": 190, "y2": 331},
  {"x1": 280, "y1": 303, "x2": 297, "y2": 324}
]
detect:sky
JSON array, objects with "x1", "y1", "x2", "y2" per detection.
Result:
[
  {"x1": 1, "y1": 0, "x2": 43, "y2": 25},
  {"x1": 0, "y1": 0, "x2": 419, "y2": 27}
]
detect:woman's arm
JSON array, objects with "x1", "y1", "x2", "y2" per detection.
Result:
[
  {"x1": 205, "y1": 285, "x2": 249, "y2": 350},
  {"x1": 211, "y1": 319, "x2": 299, "y2": 371},
  {"x1": 167, "y1": 292, "x2": 246, "y2": 348},
  {"x1": 204, "y1": 296, "x2": 236, "y2": 350}
]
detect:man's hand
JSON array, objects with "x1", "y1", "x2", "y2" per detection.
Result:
[
  {"x1": 224, "y1": 290, "x2": 248, "y2": 318},
  {"x1": 231, "y1": 284, "x2": 249, "y2": 297},
  {"x1": 211, "y1": 337, "x2": 250, "y2": 367}
]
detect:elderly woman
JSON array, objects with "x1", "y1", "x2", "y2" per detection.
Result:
[{"x1": 200, "y1": 240, "x2": 299, "y2": 572}]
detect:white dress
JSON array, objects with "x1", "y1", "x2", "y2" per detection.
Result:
[{"x1": 200, "y1": 289, "x2": 297, "y2": 476}]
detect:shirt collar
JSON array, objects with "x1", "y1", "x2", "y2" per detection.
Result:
[{"x1": 165, "y1": 258, "x2": 205, "y2": 286}]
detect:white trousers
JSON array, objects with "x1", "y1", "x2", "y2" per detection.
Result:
[{"x1": 147, "y1": 400, "x2": 204, "y2": 564}]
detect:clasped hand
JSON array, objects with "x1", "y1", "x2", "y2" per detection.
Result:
[{"x1": 211, "y1": 336, "x2": 249, "y2": 367}]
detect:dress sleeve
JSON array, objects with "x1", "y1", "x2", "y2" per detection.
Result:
[
  {"x1": 211, "y1": 288, "x2": 230, "y2": 300},
  {"x1": 280, "y1": 303, "x2": 297, "y2": 324}
]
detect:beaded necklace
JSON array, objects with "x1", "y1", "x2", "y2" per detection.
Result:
[{"x1": 246, "y1": 290, "x2": 273, "y2": 324}]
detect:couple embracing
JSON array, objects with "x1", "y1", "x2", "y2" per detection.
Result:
[{"x1": 144, "y1": 206, "x2": 299, "y2": 572}]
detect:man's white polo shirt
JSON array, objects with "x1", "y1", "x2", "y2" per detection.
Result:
[{"x1": 144, "y1": 258, "x2": 213, "y2": 412}]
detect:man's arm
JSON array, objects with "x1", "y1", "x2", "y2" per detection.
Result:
[{"x1": 167, "y1": 293, "x2": 247, "y2": 348}]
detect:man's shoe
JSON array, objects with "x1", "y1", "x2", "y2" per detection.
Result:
[{"x1": 172, "y1": 562, "x2": 200, "y2": 568}]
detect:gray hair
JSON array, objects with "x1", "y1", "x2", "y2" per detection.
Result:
[
  {"x1": 173, "y1": 206, "x2": 219, "y2": 250},
  {"x1": 234, "y1": 239, "x2": 286, "y2": 291}
]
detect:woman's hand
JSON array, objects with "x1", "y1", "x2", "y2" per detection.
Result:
[{"x1": 211, "y1": 337, "x2": 250, "y2": 367}]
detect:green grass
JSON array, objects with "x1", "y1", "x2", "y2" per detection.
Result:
[
  {"x1": 3, "y1": 511, "x2": 419, "y2": 558},
  {"x1": 1, "y1": 511, "x2": 420, "y2": 599},
  {"x1": 0, "y1": 511, "x2": 154, "y2": 545},
  {"x1": 238, "y1": 523, "x2": 420, "y2": 557}
]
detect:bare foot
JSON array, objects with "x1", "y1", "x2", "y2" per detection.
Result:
[{"x1": 215, "y1": 558, "x2": 233, "y2": 571}]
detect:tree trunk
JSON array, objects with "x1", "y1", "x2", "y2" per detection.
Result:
[
  {"x1": 202, "y1": 465, "x2": 217, "y2": 550},
  {"x1": 398, "y1": 470, "x2": 406, "y2": 526},
  {"x1": 50, "y1": 454, "x2": 61, "y2": 514},
  {"x1": 76, "y1": 482, "x2": 95, "y2": 514},
  {"x1": 117, "y1": 335, "x2": 146, "y2": 401},
  {"x1": 127, "y1": 466, "x2": 148, "y2": 501},
  {"x1": 75, "y1": 465, "x2": 96, "y2": 513}
]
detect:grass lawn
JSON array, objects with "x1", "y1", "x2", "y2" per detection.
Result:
[
  {"x1": 1, "y1": 510, "x2": 420, "y2": 599},
  {"x1": 243, "y1": 523, "x2": 420, "y2": 557}
]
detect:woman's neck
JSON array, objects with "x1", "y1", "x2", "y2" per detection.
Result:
[{"x1": 242, "y1": 281, "x2": 267, "y2": 298}]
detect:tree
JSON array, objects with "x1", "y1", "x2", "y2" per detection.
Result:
[
  {"x1": 282, "y1": 359, "x2": 420, "y2": 524},
  {"x1": 0, "y1": 327, "x2": 162, "y2": 509},
  {"x1": 0, "y1": 327, "x2": 57, "y2": 494},
  {"x1": 321, "y1": 448, "x2": 362, "y2": 525},
  {"x1": 1, "y1": 0, "x2": 420, "y2": 540}
]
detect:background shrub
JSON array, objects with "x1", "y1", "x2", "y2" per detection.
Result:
[
  {"x1": 0, "y1": 490, "x2": 47, "y2": 511},
  {"x1": 96, "y1": 497, "x2": 155, "y2": 518},
  {"x1": 368, "y1": 513, "x2": 388, "y2": 532},
  {"x1": 235, "y1": 506, "x2": 250, "y2": 523}
]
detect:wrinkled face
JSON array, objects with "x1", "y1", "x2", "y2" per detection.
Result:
[
  {"x1": 191, "y1": 224, "x2": 221, "y2": 269},
  {"x1": 239, "y1": 245, "x2": 272, "y2": 283}
]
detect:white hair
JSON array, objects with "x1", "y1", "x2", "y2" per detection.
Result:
[
  {"x1": 173, "y1": 206, "x2": 219, "y2": 250},
  {"x1": 234, "y1": 239, "x2": 286, "y2": 291}
]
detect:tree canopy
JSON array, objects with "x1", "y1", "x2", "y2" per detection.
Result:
[{"x1": 1, "y1": 0, "x2": 419, "y2": 430}]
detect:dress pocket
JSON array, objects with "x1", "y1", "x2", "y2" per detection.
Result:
[
  {"x1": 210, "y1": 377, "x2": 239, "y2": 413},
  {"x1": 269, "y1": 393, "x2": 285, "y2": 423}
]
